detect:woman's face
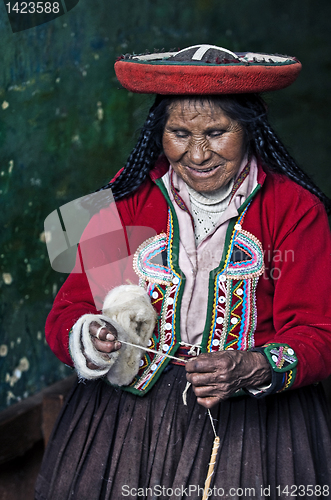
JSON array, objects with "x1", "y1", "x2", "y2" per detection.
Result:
[{"x1": 162, "y1": 99, "x2": 247, "y2": 193}]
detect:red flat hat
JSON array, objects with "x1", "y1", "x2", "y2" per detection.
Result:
[{"x1": 114, "y1": 44, "x2": 301, "y2": 95}]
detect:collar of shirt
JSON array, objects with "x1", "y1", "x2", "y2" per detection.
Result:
[{"x1": 163, "y1": 155, "x2": 258, "y2": 240}]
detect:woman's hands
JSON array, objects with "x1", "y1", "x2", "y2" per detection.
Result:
[
  {"x1": 87, "y1": 321, "x2": 122, "y2": 370},
  {"x1": 86, "y1": 321, "x2": 271, "y2": 392},
  {"x1": 185, "y1": 350, "x2": 271, "y2": 408}
]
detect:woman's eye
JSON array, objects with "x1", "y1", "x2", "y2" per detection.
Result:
[
  {"x1": 174, "y1": 130, "x2": 189, "y2": 138},
  {"x1": 208, "y1": 130, "x2": 225, "y2": 138}
]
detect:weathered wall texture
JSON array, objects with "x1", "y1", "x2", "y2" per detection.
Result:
[{"x1": 0, "y1": 0, "x2": 330, "y2": 410}]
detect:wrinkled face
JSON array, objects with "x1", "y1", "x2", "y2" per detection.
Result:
[{"x1": 162, "y1": 99, "x2": 247, "y2": 193}]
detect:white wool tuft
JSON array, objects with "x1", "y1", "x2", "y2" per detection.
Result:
[
  {"x1": 102, "y1": 285, "x2": 157, "y2": 386},
  {"x1": 69, "y1": 285, "x2": 157, "y2": 386}
]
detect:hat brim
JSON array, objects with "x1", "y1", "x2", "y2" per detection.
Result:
[{"x1": 114, "y1": 58, "x2": 302, "y2": 95}]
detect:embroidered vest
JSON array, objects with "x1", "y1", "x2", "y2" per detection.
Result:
[{"x1": 123, "y1": 181, "x2": 264, "y2": 396}]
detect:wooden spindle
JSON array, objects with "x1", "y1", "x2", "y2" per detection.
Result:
[{"x1": 202, "y1": 435, "x2": 220, "y2": 500}]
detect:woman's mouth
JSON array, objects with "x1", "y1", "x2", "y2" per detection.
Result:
[{"x1": 185, "y1": 164, "x2": 222, "y2": 176}]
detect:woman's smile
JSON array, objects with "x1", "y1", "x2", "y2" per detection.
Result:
[
  {"x1": 183, "y1": 163, "x2": 223, "y2": 176},
  {"x1": 162, "y1": 99, "x2": 247, "y2": 193}
]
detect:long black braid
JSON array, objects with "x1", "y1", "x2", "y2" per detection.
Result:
[
  {"x1": 96, "y1": 96, "x2": 168, "y2": 201},
  {"x1": 96, "y1": 93, "x2": 331, "y2": 214},
  {"x1": 217, "y1": 93, "x2": 331, "y2": 213}
]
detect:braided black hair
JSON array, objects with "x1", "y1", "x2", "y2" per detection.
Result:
[
  {"x1": 97, "y1": 93, "x2": 331, "y2": 214},
  {"x1": 211, "y1": 93, "x2": 331, "y2": 214},
  {"x1": 96, "y1": 96, "x2": 168, "y2": 201}
]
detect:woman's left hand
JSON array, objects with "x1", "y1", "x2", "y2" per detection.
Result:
[{"x1": 185, "y1": 351, "x2": 271, "y2": 408}]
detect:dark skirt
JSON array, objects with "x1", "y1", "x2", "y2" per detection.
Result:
[{"x1": 35, "y1": 365, "x2": 331, "y2": 500}]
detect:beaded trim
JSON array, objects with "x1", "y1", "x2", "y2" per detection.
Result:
[
  {"x1": 207, "y1": 206, "x2": 264, "y2": 352},
  {"x1": 250, "y1": 344, "x2": 297, "y2": 394},
  {"x1": 133, "y1": 232, "x2": 174, "y2": 285},
  {"x1": 229, "y1": 161, "x2": 251, "y2": 203},
  {"x1": 226, "y1": 230, "x2": 264, "y2": 279},
  {"x1": 263, "y1": 343, "x2": 298, "y2": 372},
  {"x1": 170, "y1": 171, "x2": 191, "y2": 216},
  {"x1": 131, "y1": 209, "x2": 182, "y2": 392},
  {"x1": 129, "y1": 199, "x2": 265, "y2": 392},
  {"x1": 281, "y1": 370, "x2": 295, "y2": 391},
  {"x1": 132, "y1": 284, "x2": 178, "y2": 391}
]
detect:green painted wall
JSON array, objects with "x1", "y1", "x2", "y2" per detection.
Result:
[{"x1": 1, "y1": 0, "x2": 330, "y2": 410}]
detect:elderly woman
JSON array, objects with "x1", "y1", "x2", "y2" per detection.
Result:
[{"x1": 36, "y1": 46, "x2": 331, "y2": 500}]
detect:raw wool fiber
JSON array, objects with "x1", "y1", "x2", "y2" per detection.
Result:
[
  {"x1": 69, "y1": 285, "x2": 157, "y2": 386},
  {"x1": 102, "y1": 284, "x2": 157, "y2": 386},
  {"x1": 70, "y1": 313, "x2": 121, "y2": 380}
]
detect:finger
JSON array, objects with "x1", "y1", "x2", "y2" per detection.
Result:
[
  {"x1": 86, "y1": 359, "x2": 102, "y2": 370},
  {"x1": 89, "y1": 321, "x2": 117, "y2": 342},
  {"x1": 193, "y1": 386, "x2": 232, "y2": 407},
  {"x1": 185, "y1": 353, "x2": 226, "y2": 373},
  {"x1": 91, "y1": 336, "x2": 122, "y2": 354},
  {"x1": 89, "y1": 322, "x2": 109, "y2": 341},
  {"x1": 196, "y1": 396, "x2": 221, "y2": 409},
  {"x1": 186, "y1": 371, "x2": 220, "y2": 387},
  {"x1": 188, "y1": 376, "x2": 234, "y2": 401},
  {"x1": 185, "y1": 351, "x2": 239, "y2": 374},
  {"x1": 185, "y1": 356, "x2": 216, "y2": 373},
  {"x1": 191, "y1": 381, "x2": 232, "y2": 399}
]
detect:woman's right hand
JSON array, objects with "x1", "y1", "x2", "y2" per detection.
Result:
[{"x1": 87, "y1": 321, "x2": 122, "y2": 369}]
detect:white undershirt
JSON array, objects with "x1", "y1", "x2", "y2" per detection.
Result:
[
  {"x1": 187, "y1": 180, "x2": 234, "y2": 245},
  {"x1": 162, "y1": 156, "x2": 258, "y2": 345}
]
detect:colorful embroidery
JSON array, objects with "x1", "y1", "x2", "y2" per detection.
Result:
[
  {"x1": 131, "y1": 209, "x2": 182, "y2": 392},
  {"x1": 170, "y1": 171, "x2": 191, "y2": 215},
  {"x1": 280, "y1": 369, "x2": 295, "y2": 391},
  {"x1": 132, "y1": 284, "x2": 178, "y2": 391},
  {"x1": 226, "y1": 230, "x2": 265, "y2": 279},
  {"x1": 263, "y1": 343, "x2": 298, "y2": 372},
  {"x1": 130, "y1": 196, "x2": 265, "y2": 393},
  {"x1": 207, "y1": 208, "x2": 264, "y2": 353},
  {"x1": 229, "y1": 161, "x2": 251, "y2": 203},
  {"x1": 249, "y1": 344, "x2": 297, "y2": 394},
  {"x1": 133, "y1": 232, "x2": 174, "y2": 285}
]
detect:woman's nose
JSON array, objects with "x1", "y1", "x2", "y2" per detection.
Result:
[{"x1": 187, "y1": 139, "x2": 212, "y2": 165}]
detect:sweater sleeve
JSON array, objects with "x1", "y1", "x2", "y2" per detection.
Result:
[
  {"x1": 249, "y1": 201, "x2": 331, "y2": 394},
  {"x1": 44, "y1": 171, "x2": 169, "y2": 368},
  {"x1": 45, "y1": 260, "x2": 98, "y2": 366},
  {"x1": 45, "y1": 201, "x2": 133, "y2": 366}
]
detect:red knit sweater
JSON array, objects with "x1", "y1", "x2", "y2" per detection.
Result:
[{"x1": 46, "y1": 158, "x2": 331, "y2": 392}]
